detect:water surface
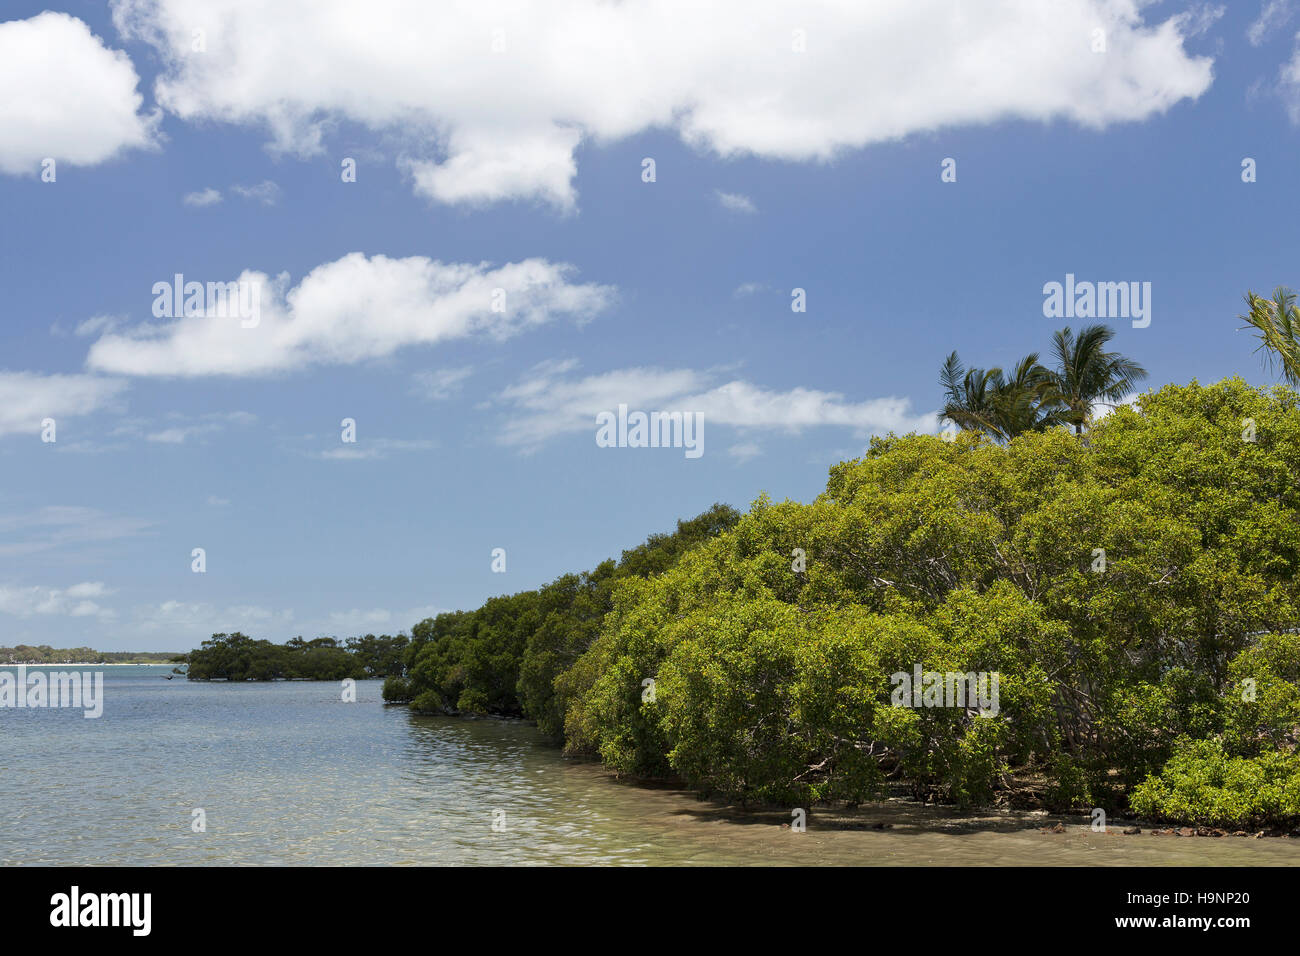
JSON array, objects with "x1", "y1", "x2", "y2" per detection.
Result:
[{"x1": 3, "y1": 665, "x2": 1297, "y2": 865}]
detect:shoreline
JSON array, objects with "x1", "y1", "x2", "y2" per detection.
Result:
[
  {"x1": 395, "y1": 709, "x2": 1300, "y2": 837},
  {"x1": 603, "y1": 773, "x2": 1300, "y2": 840},
  {"x1": 0, "y1": 662, "x2": 180, "y2": 667}
]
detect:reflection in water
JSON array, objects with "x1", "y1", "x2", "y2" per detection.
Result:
[{"x1": 2, "y1": 666, "x2": 1298, "y2": 866}]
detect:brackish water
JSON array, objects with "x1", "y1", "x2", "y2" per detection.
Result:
[{"x1": 3, "y1": 665, "x2": 1298, "y2": 866}]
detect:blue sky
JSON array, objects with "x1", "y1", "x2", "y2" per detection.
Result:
[{"x1": 3, "y1": 1, "x2": 1300, "y2": 650}]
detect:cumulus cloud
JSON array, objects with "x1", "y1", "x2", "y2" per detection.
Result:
[
  {"x1": 109, "y1": 0, "x2": 1214, "y2": 208},
  {"x1": 230, "y1": 180, "x2": 280, "y2": 205},
  {"x1": 183, "y1": 187, "x2": 222, "y2": 206},
  {"x1": 494, "y1": 360, "x2": 935, "y2": 451},
  {"x1": 84, "y1": 253, "x2": 614, "y2": 377},
  {"x1": 0, "y1": 12, "x2": 158, "y2": 175},
  {"x1": 0, "y1": 371, "x2": 127, "y2": 437},
  {"x1": 131, "y1": 600, "x2": 293, "y2": 634},
  {"x1": 0, "y1": 581, "x2": 116, "y2": 620}
]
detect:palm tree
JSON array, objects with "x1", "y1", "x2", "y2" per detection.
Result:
[
  {"x1": 1239, "y1": 287, "x2": 1300, "y2": 386},
  {"x1": 1047, "y1": 324, "x2": 1147, "y2": 434},
  {"x1": 995, "y1": 352, "x2": 1061, "y2": 436},
  {"x1": 939, "y1": 352, "x2": 1002, "y2": 438},
  {"x1": 939, "y1": 351, "x2": 1058, "y2": 442}
]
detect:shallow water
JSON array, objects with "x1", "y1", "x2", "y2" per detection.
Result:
[{"x1": 2, "y1": 665, "x2": 1297, "y2": 866}]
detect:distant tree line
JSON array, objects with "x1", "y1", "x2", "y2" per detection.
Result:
[
  {"x1": 183, "y1": 633, "x2": 408, "y2": 681},
  {"x1": 0, "y1": 646, "x2": 184, "y2": 664}
]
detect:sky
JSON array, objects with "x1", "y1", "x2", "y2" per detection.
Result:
[{"x1": 3, "y1": 0, "x2": 1300, "y2": 651}]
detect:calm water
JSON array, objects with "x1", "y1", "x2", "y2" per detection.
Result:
[{"x1": 3, "y1": 665, "x2": 1298, "y2": 866}]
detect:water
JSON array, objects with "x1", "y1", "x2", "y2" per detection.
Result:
[{"x1": 3, "y1": 665, "x2": 1298, "y2": 866}]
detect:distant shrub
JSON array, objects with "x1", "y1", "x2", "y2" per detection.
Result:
[{"x1": 382, "y1": 677, "x2": 412, "y2": 703}]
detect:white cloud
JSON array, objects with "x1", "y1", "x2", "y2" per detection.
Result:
[
  {"x1": 733, "y1": 282, "x2": 770, "y2": 298},
  {"x1": 111, "y1": 410, "x2": 256, "y2": 443},
  {"x1": 131, "y1": 601, "x2": 293, "y2": 634},
  {"x1": 1249, "y1": 1, "x2": 1295, "y2": 45},
  {"x1": 0, "y1": 12, "x2": 158, "y2": 175},
  {"x1": 145, "y1": 426, "x2": 208, "y2": 443},
  {"x1": 127, "y1": 600, "x2": 437, "y2": 640},
  {"x1": 0, "y1": 371, "x2": 127, "y2": 437},
  {"x1": 0, "y1": 581, "x2": 116, "y2": 620},
  {"x1": 326, "y1": 608, "x2": 395, "y2": 630},
  {"x1": 1277, "y1": 36, "x2": 1300, "y2": 121},
  {"x1": 494, "y1": 360, "x2": 935, "y2": 451},
  {"x1": 85, "y1": 253, "x2": 614, "y2": 377},
  {"x1": 315, "y1": 438, "x2": 434, "y2": 461},
  {"x1": 727, "y1": 441, "x2": 763, "y2": 462},
  {"x1": 311, "y1": 605, "x2": 440, "y2": 635},
  {"x1": 715, "y1": 190, "x2": 757, "y2": 214},
  {"x1": 401, "y1": 128, "x2": 580, "y2": 209},
  {"x1": 230, "y1": 180, "x2": 280, "y2": 205},
  {"x1": 183, "y1": 187, "x2": 223, "y2": 206},
  {"x1": 1091, "y1": 391, "x2": 1142, "y2": 421},
  {"x1": 1175, "y1": 4, "x2": 1225, "y2": 41},
  {"x1": 411, "y1": 366, "x2": 473, "y2": 401},
  {"x1": 0, "y1": 506, "x2": 154, "y2": 559},
  {"x1": 110, "y1": 0, "x2": 1214, "y2": 208},
  {"x1": 74, "y1": 315, "x2": 122, "y2": 337}
]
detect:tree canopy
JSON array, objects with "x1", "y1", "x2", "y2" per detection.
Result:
[{"x1": 390, "y1": 379, "x2": 1300, "y2": 827}]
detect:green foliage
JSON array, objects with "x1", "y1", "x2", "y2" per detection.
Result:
[
  {"x1": 185, "y1": 632, "x2": 407, "y2": 681},
  {"x1": 656, "y1": 599, "x2": 885, "y2": 805},
  {"x1": 345, "y1": 634, "x2": 410, "y2": 677},
  {"x1": 399, "y1": 504, "x2": 741, "y2": 729},
  {"x1": 940, "y1": 323, "x2": 1147, "y2": 440},
  {"x1": 381, "y1": 676, "x2": 413, "y2": 702},
  {"x1": 557, "y1": 378, "x2": 1300, "y2": 822},
  {"x1": 1240, "y1": 287, "x2": 1300, "y2": 387},
  {"x1": 939, "y1": 350, "x2": 1059, "y2": 441},
  {"x1": 0, "y1": 646, "x2": 181, "y2": 664},
  {"x1": 1131, "y1": 739, "x2": 1300, "y2": 828},
  {"x1": 1223, "y1": 631, "x2": 1300, "y2": 756},
  {"x1": 385, "y1": 379, "x2": 1300, "y2": 827}
]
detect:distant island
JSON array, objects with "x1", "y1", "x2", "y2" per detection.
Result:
[
  {"x1": 0, "y1": 645, "x2": 186, "y2": 665},
  {"x1": 182, "y1": 633, "x2": 407, "y2": 681}
]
